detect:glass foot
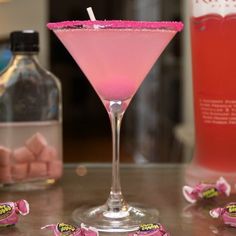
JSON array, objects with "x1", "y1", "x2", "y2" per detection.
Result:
[{"x1": 72, "y1": 203, "x2": 159, "y2": 232}]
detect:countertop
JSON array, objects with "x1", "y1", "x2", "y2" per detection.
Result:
[{"x1": 0, "y1": 163, "x2": 235, "y2": 236}]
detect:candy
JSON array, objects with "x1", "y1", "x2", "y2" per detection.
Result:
[
  {"x1": 28, "y1": 162, "x2": 47, "y2": 179},
  {"x1": 0, "y1": 146, "x2": 11, "y2": 166},
  {"x1": 0, "y1": 166, "x2": 12, "y2": 183},
  {"x1": 25, "y1": 132, "x2": 47, "y2": 155},
  {"x1": 80, "y1": 224, "x2": 98, "y2": 236},
  {"x1": 47, "y1": 160, "x2": 63, "y2": 179},
  {"x1": 11, "y1": 163, "x2": 28, "y2": 181},
  {"x1": 13, "y1": 146, "x2": 35, "y2": 163},
  {"x1": 210, "y1": 202, "x2": 236, "y2": 227},
  {"x1": 182, "y1": 177, "x2": 231, "y2": 203},
  {"x1": 128, "y1": 223, "x2": 170, "y2": 236},
  {"x1": 41, "y1": 223, "x2": 99, "y2": 236},
  {"x1": 38, "y1": 146, "x2": 57, "y2": 162},
  {"x1": 0, "y1": 132, "x2": 61, "y2": 184},
  {"x1": 0, "y1": 199, "x2": 29, "y2": 227}
]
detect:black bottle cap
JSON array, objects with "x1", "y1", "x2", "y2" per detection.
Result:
[{"x1": 10, "y1": 30, "x2": 39, "y2": 52}]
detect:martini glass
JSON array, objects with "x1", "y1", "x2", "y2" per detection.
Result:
[{"x1": 47, "y1": 20, "x2": 183, "y2": 232}]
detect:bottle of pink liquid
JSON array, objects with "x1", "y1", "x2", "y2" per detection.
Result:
[
  {"x1": 186, "y1": 0, "x2": 236, "y2": 190},
  {"x1": 0, "y1": 31, "x2": 63, "y2": 190}
]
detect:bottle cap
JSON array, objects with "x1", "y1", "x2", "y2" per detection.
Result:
[{"x1": 10, "y1": 30, "x2": 39, "y2": 52}]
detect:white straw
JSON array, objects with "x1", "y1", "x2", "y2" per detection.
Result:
[{"x1": 87, "y1": 7, "x2": 96, "y2": 21}]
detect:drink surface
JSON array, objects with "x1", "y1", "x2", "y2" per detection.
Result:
[
  {"x1": 191, "y1": 14, "x2": 236, "y2": 171},
  {"x1": 48, "y1": 20, "x2": 183, "y2": 105}
]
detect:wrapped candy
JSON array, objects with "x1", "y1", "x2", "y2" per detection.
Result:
[
  {"x1": 210, "y1": 202, "x2": 236, "y2": 227},
  {"x1": 128, "y1": 223, "x2": 170, "y2": 236},
  {"x1": 0, "y1": 199, "x2": 29, "y2": 227},
  {"x1": 182, "y1": 177, "x2": 231, "y2": 204},
  {"x1": 41, "y1": 223, "x2": 99, "y2": 236}
]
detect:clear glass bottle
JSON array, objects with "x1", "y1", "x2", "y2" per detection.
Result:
[{"x1": 0, "y1": 30, "x2": 62, "y2": 190}]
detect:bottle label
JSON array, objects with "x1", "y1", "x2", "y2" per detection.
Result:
[{"x1": 193, "y1": 0, "x2": 236, "y2": 17}]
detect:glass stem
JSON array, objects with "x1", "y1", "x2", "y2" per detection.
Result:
[{"x1": 106, "y1": 101, "x2": 127, "y2": 213}]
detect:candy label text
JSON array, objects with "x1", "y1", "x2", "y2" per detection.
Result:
[
  {"x1": 0, "y1": 204, "x2": 12, "y2": 220},
  {"x1": 202, "y1": 188, "x2": 219, "y2": 199},
  {"x1": 57, "y1": 223, "x2": 76, "y2": 233},
  {"x1": 139, "y1": 223, "x2": 160, "y2": 232},
  {"x1": 226, "y1": 204, "x2": 236, "y2": 216}
]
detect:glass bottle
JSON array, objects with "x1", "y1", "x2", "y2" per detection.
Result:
[
  {"x1": 0, "y1": 30, "x2": 62, "y2": 190},
  {"x1": 186, "y1": 0, "x2": 236, "y2": 190}
]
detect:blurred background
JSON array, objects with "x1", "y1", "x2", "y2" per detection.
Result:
[{"x1": 0, "y1": 0, "x2": 194, "y2": 164}]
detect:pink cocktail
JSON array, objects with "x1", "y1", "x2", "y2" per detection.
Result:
[{"x1": 47, "y1": 19, "x2": 183, "y2": 232}]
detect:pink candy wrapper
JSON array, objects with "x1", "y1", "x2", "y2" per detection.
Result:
[
  {"x1": 183, "y1": 177, "x2": 231, "y2": 203},
  {"x1": 128, "y1": 223, "x2": 170, "y2": 236},
  {"x1": 0, "y1": 199, "x2": 29, "y2": 227},
  {"x1": 210, "y1": 202, "x2": 236, "y2": 227},
  {"x1": 41, "y1": 223, "x2": 99, "y2": 236}
]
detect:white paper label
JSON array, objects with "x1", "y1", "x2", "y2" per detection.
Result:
[{"x1": 193, "y1": 0, "x2": 236, "y2": 17}]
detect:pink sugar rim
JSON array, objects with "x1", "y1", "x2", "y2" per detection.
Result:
[{"x1": 47, "y1": 20, "x2": 184, "y2": 32}]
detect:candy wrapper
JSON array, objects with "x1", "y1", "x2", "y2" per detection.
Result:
[
  {"x1": 128, "y1": 223, "x2": 170, "y2": 236},
  {"x1": 182, "y1": 177, "x2": 231, "y2": 203},
  {"x1": 41, "y1": 223, "x2": 99, "y2": 236},
  {"x1": 210, "y1": 202, "x2": 236, "y2": 227},
  {"x1": 0, "y1": 199, "x2": 29, "y2": 227}
]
